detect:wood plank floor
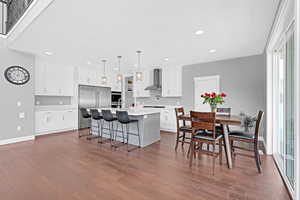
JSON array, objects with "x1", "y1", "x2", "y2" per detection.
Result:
[{"x1": 0, "y1": 130, "x2": 290, "y2": 200}]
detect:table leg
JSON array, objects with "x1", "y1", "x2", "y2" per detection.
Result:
[{"x1": 222, "y1": 125, "x2": 232, "y2": 169}]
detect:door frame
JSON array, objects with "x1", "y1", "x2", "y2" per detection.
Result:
[{"x1": 194, "y1": 75, "x2": 220, "y2": 110}]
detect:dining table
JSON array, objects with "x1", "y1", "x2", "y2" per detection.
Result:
[{"x1": 178, "y1": 114, "x2": 241, "y2": 169}]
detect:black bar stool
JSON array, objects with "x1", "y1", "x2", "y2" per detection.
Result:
[
  {"x1": 116, "y1": 111, "x2": 141, "y2": 152},
  {"x1": 90, "y1": 109, "x2": 103, "y2": 139},
  {"x1": 101, "y1": 110, "x2": 117, "y2": 146},
  {"x1": 79, "y1": 108, "x2": 92, "y2": 138}
]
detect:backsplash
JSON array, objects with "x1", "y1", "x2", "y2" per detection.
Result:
[
  {"x1": 137, "y1": 96, "x2": 181, "y2": 106},
  {"x1": 35, "y1": 96, "x2": 72, "y2": 106}
]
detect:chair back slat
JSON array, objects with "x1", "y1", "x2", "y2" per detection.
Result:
[
  {"x1": 175, "y1": 107, "x2": 186, "y2": 129},
  {"x1": 190, "y1": 111, "x2": 216, "y2": 138}
]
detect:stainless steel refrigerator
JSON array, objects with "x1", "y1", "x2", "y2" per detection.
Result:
[{"x1": 78, "y1": 85, "x2": 111, "y2": 129}]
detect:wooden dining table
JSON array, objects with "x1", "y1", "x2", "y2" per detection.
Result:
[{"x1": 178, "y1": 114, "x2": 241, "y2": 169}]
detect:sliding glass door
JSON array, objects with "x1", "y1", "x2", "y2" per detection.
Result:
[{"x1": 273, "y1": 24, "x2": 295, "y2": 193}]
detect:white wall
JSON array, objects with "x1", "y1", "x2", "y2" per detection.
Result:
[{"x1": 0, "y1": 47, "x2": 35, "y2": 142}]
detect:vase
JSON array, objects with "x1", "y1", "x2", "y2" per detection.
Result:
[{"x1": 210, "y1": 104, "x2": 217, "y2": 112}]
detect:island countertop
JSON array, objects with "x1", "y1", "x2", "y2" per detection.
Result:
[{"x1": 88, "y1": 107, "x2": 162, "y2": 116}]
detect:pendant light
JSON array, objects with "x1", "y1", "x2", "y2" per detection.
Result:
[
  {"x1": 136, "y1": 50, "x2": 143, "y2": 81},
  {"x1": 116, "y1": 56, "x2": 122, "y2": 82},
  {"x1": 101, "y1": 59, "x2": 107, "y2": 84}
]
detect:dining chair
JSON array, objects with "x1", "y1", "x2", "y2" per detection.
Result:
[
  {"x1": 229, "y1": 110, "x2": 264, "y2": 173},
  {"x1": 189, "y1": 111, "x2": 224, "y2": 175},
  {"x1": 174, "y1": 107, "x2": 192, "y2": 151}
]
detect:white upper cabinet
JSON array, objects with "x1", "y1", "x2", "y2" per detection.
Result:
[
  {"x1": 162, "y1": 65, "x2": 182, "y2": 97},
  {"x1": 35, "y1": 58, "x2": 74, "y2": 96},
  {"x1": 78, "y1": 67, "x2": 100, "y2": 86},
  {"x1": 133, "y1": 69, "x2": 150, "y2": 98}
]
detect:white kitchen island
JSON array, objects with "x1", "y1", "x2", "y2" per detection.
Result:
[{"x1": 90, "y1": 108, "x2": 161, "y2": 147}]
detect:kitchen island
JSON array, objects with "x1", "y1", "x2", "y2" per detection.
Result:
[{"x1": 90, "y1": 108, "x2": 161, "y2": 147}]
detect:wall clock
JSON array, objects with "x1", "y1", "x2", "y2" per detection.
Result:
[{"x1": 4, "y1": 66, "x2": 30, "y2": 85}]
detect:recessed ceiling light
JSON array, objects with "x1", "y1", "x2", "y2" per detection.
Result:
[
  {"x1": 164, "y1": 58, "x2": 169, "y2": 61},
  {"x1": 195, "y1": 30, "x2": 204, "y2": 35},
  {"x1": 209, "y1": 49, "x2": 216, "y2": 53},
  {"x1": 45, "y1": 51, "x2": 53, "y2": 56}
]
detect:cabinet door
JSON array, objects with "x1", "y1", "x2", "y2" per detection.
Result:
[
  {"x1": 60, "y1": 67, "x2": 74, "y2": 96},
  {"x1": 45, "y1": 65, "x2": 62, "y2": 95},
  {"x1": 162, "y1": 66, "x2": 182, "y2": 97},
  {"x1": 35, "y1": 112, "x2": 48, "y2": 133},
  {"x1": 35, "y1": 60, "x2": 47, "y2": 95},
  {"x1": 62, "y1": 110, "x2": 77, "y2": 129}
]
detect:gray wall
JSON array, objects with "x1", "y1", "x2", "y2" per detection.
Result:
[
  {"x1": 182, "y1": 54, "x2": 266, "y2": 138},
  {"x1": 0, "y1": 47, "x2": 35, "y2": 140}
]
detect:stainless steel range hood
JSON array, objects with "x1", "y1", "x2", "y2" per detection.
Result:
[{"x1": 145, "y1": 68, "x2": 162, "y2": 91}]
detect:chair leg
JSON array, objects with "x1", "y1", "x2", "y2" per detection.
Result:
[
  {"x1": 182, "y1": 132, "x2": 186, "y2": 146},
  {"x1": 187, "y1": 143, "x2": 191, "y2": 158},
  {"x1": 254, "y1": 144, "x2": 262, "y2": 173},
  {"x1": 189, "y1": 141, "x2": 194, "y2": 168},
  {"x1": 212, "y1": 143, "x2": 216, "y2": 175},
  {"x1": 219, "y1": 139, "x2": 222, "y2": 165},
  {"x1": 175, "y1": 131, "x2": 180, "y2": 151}
]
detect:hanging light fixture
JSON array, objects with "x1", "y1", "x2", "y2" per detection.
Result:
[
  {"x1": 101, "y1": 59, "x2": 107, "y2": 84},
  {"x1": 136, "y1": 50, "x2": 143, "y2": 81},
  {"x1": 116, "y1": 56, "x2": 122, "y2": 82}
]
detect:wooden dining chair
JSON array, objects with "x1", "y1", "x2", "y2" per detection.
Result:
[
  {"x1": 229, "y1": 110, "x2": 264, "y2": 173},
  {"x1": 189, "y1": 111, "x2": 224, "y2": 175},
  {"x1": 174, "y1": 107, "x2": 192, "y2": 151}
]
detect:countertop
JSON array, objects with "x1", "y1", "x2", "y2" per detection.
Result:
[
  {"x1": 89, "y1": 107, "x2": 161, "y2": 116},
  {"x1": 35, "y1": 105, "x2": 77, "y2": 112}
]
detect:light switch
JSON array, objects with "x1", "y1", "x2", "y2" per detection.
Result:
[
  {"x1": 17, "y1": 126, "x2": 21, "y2": 131},
  {"x1": 19, "y1": 112, "x2": 25, "y2": 119},
  {"x1": 17, "y1": 101, "x2": 22, "y2": 107}
]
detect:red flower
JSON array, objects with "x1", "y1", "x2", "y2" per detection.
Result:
[
  {"x1": 204, "y1": 93, "x2": 210, "y2": 97},
  {"x1": 201, "y1": 94, "x2": 204, "y2": 97},
  {"x1": 221, "y1": 92, "x2": 227, "y2": 97},
  {"x1": 211, "y1": 92, "x2": 216, "y2": 98}
]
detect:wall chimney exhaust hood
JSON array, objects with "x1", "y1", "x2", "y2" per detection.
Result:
[{"x1": 145, "y1": 68, "x2": 162, "y2": 91}]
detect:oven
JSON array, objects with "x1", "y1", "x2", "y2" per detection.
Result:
[{"x1": 111, "y1": 91, "x2": 122, "y2": 108}]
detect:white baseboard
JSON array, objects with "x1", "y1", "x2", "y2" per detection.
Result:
[
  {"x1": 0, "y1": 135, "x2": 35, "y2": 146},
  {"x1": 36, "y1": 127, "x2": 77, "y2": 136}
]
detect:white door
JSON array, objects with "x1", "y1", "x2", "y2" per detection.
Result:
[{"x1": 194, "y1": 75, "x2": 220, "y2": 111}]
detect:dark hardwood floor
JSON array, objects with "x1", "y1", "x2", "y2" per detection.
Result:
[{"x1": 0, "y1": 130, "x2": 290, "y2": 200}]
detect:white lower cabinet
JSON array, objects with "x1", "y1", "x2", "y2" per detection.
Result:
[
  {"x1": 160, "y1": 108, "x2": 177, "y2": 133},
  {"x1": 35, "y1": 109, "x2": 77, "y2": 135}
]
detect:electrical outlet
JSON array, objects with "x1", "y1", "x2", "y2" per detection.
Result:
[
  {"x1": 17, "y1": 126, "x2": 21, "y2": 131},
  {"x1": 59, "y1": 101, "x2": 63, "y2": 105},
  {"x1": 36, "y1": 101, "x2": 40, "y2": 105},
  {"x1": 17, "y1": 101, "x2": 22, "y2": 107},
  {"x1": 19, "y1": 112, "x2": 25, "y2": 119}
]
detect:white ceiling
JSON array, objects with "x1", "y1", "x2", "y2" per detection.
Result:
[{"x1": 9, "y1": 0, "x2": 279, "y2": 73}]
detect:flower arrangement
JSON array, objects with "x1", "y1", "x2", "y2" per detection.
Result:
[{"x1": 200, "y1": 92, "x2": 227, "y2": 112}]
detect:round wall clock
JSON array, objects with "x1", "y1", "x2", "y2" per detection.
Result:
[{"x1": 4, "y1": 66, "x2": 30, "y2": 85}]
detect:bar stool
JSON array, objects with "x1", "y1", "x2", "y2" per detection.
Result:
[
  {"x1": 79, "y1": 108, "x2": 92, "y2": 138},
  {"x1": 116, "y1": 111, "x2": 141, "y2": 152},
  {"x1": 101, "y1": 110, "x2": 117, "y2": 146},
  {"x1": 90, "y1": 109, "x2": 103, "y2": 139}
]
